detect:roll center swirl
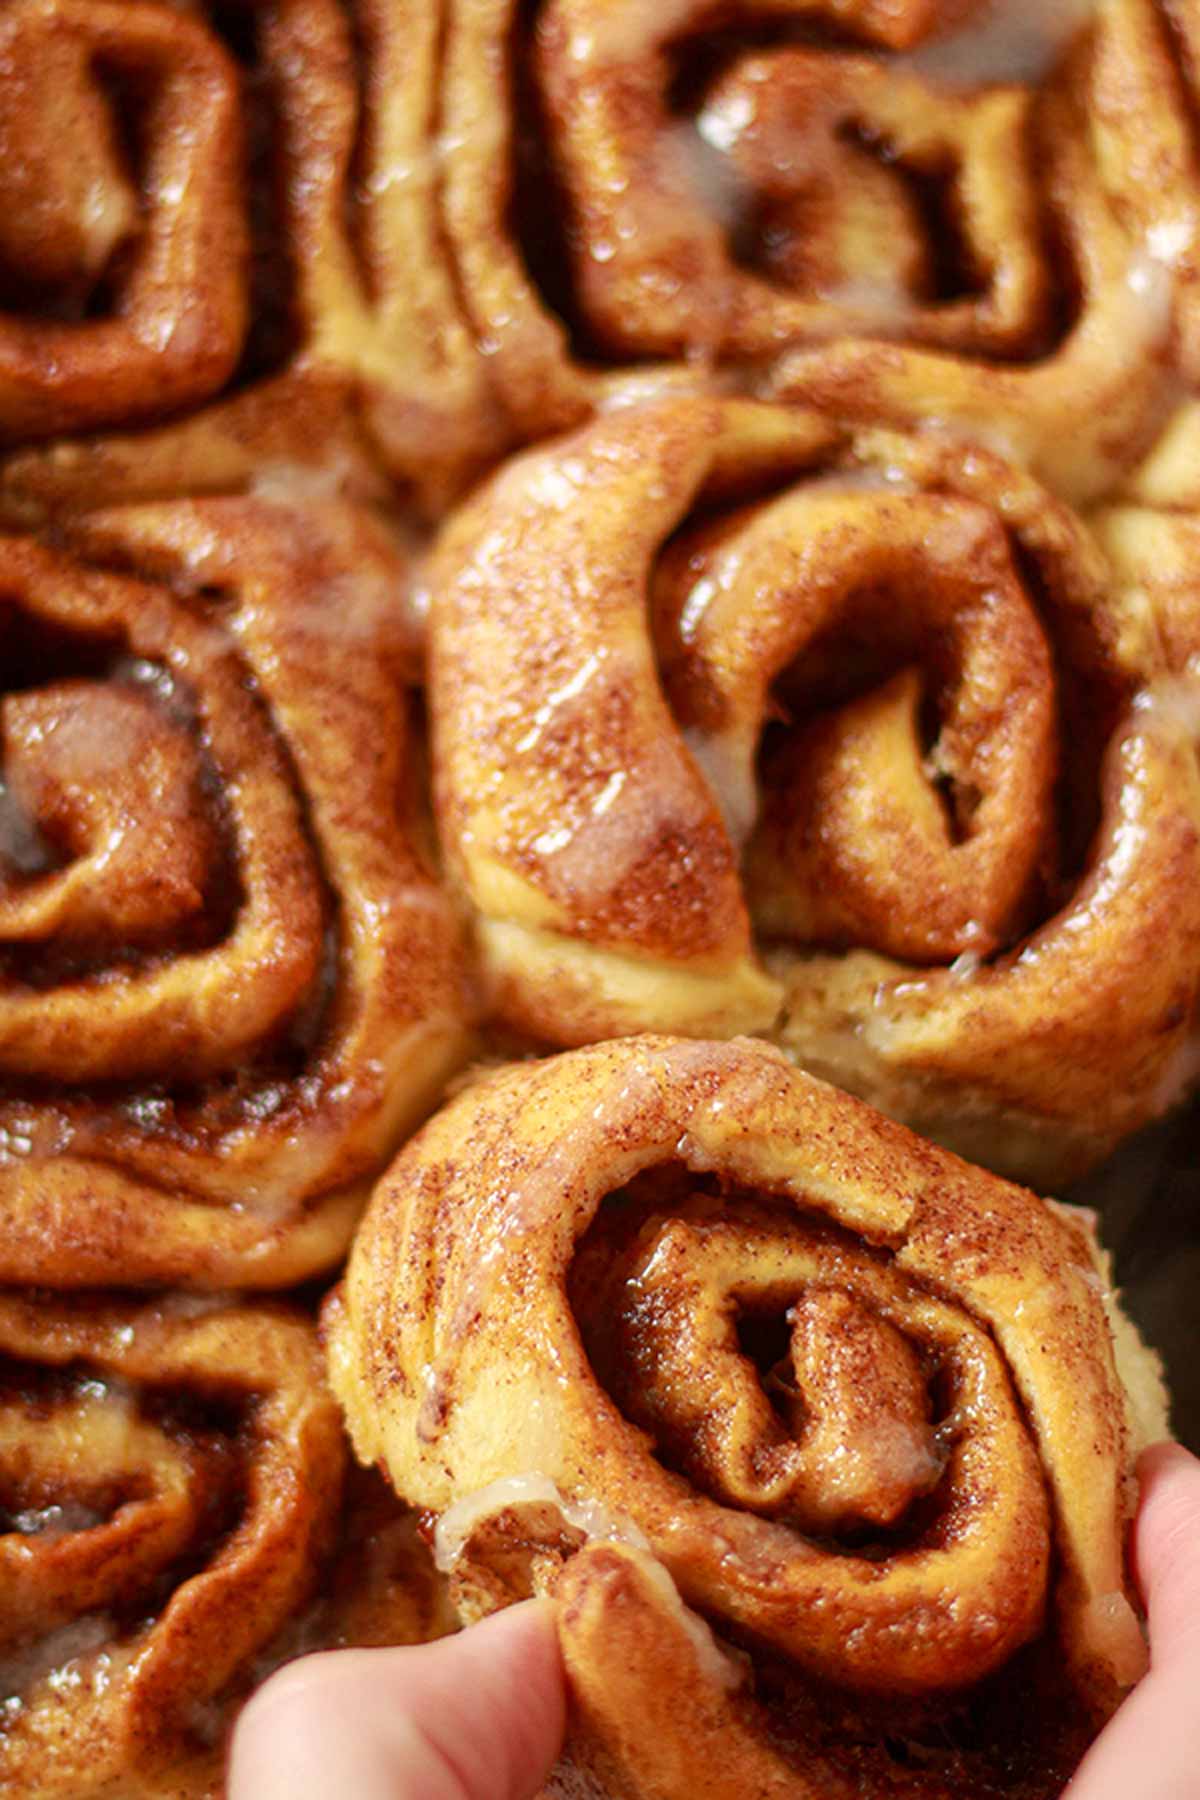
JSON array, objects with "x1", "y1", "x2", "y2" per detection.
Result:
[
  {"x1": 578, "y1": 1198, "x2": 946, "y2": 1533},
  {"x1": 570, "y1": 1175, "x2": 1053, "y2": 1694},
  {"x1": 0, "y1": 681, "x2": 224, "y2": 950},
  {"x1": 654, "y1": 486, "x2": 1059, "y2": 962}
]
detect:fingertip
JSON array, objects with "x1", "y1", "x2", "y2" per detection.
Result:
[
  {"x1": 1134, "y1": 1439, "x2": 1198, "y2": 1488},
  {"x1": 228, "y1": 1602, "x2": 566, "y2": 1800},
  {"x1": 434, "y1": 1600, "x2": 567, "y2": 1785},
  {"x1": 1132, "y1": 1440, "x2": 1200, "y2": 1657},
  {"x1": 467, "y1": 1596, "x2": 563, "y2": 1680}
]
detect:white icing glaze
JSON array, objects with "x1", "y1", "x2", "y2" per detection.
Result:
[
  {"x1": 0, "y1": 1108, "x2": 69, "y2": 1163},
  {"x1": 6, "y1": 1502, "x2": 104, "y2": 1537},
  {"x1": 1152, "y1": 1025, "x2": 1200, "y2": 1117},
  {"x1": 799, "y1": 467, "x2": 917, "y2": 496},
  {"x1": 144, "y1": 1290, "x2": 241, "y2": 1323},
  {"x1": 433, "y1": 1472, "x2": 650, "y2": 1574},
  {"x1": 632, "y1": 1550, "x2": 743, "y2": 1692},
  {"x1": 596, "y1": 366, "x2": 722, "y2": 412},
  {"x1": 0, "y1": 1615, "x2": 114, "y2": 1709},
  {"x1": 905, "y1": 0, "x2": 1097, "y2": 86},
  {"x1": 0, "y1": 781, "x2": 54, "y2": 878},
  {"x1": 1123, "y1": 251, "x2": 1177, "y2": 344},
  {"x1": 433, "y1": 1472, "x2": 742, "y2": 1693},
  {"x1": 1132, "y1": 672, "x2": 1200, "y2": 746},
  {"x1": 249, "y1": 459, "x2": 365, "y2": 504}
]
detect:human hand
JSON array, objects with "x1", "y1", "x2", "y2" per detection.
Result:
[
  {"x1": 228, "y1": 1598, "x2": 565, "y2": 1800},
  {"x1": 230, "y1": 1444, "x2": 1200, "y2": 1800},
  {"x1": 1067, "y1": 1441, "x2": 1200, "y2": 1799}
]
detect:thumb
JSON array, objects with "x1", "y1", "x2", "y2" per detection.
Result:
[
  {"x1": 228, "y1": 1599, "x2": 566, "y2": 1800},
  {"x1": 1130, "y1": 1441, "x2": 1200, "y2": 1661},
  {"x1": 1066, "y1": 1442, "x2": 1200, "y2": 1799}
]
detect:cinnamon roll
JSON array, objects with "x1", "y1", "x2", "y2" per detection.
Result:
[
  {"x1": 0, "y1": 0, "x2": 246, "y2": 444},
  {"x1": 762, "y1": 0, "x2": 1197, "y2": 500},
  {"x1": 431, "y1": 393, "x2": 1200, "y2": 1184},
  {"x1": 425, "y1": 0, "x2": 1190, "y2": 501},
  {"x1": 0, "y1": 498, "x2": 472, "y2": 1288},
  {"x1": 0, "y1": 1291, "x2": 450, "y2": 1799},
  {"x1": 327, "y1": 1035, "x2": 1169, "y2": 1800},
  {"x1": 0, "y1": 0, "x2": 506, "y2": 523}
]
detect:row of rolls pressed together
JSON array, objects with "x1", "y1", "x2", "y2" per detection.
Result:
[
  {"x1": 0, "y1": 0, "x2": 1196, "y2": 1794},
  {"x1": 3, "y1": 400, "x2": 1199, "y2": 1297},
  {"x1": 5, "y1": 0, "x2": 1200, "y2": 514}
]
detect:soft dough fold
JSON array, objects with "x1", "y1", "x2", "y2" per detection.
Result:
[
  {"x1": 0, "y1": 498, "x2": 473, "y2": 1287},
  {"x1": 431, "y1": 395, "x2": 1200, "y2": 1184},
  {"x1": 327, "y1": 1034, "x2": 1168, "y2": 1800}
]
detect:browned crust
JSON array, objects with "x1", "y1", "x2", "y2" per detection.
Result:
[{"x1": 0, "y1": 499, "x2": 474, "y2": 1288}]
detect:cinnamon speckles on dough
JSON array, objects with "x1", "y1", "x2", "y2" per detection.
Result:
[{"x1": 326, "y1": 1034, "x2": 1158, "y2": 1798}]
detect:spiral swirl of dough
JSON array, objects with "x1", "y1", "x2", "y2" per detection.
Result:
[
  {"x1": 430, "y1": 0, "x2": 1189, "y2": 500},
  {"x1": 0, "y1": 0, "x2": 246, "y2": 443},
  {"x1": 327, "y1": 1035, "x2": 1164, "y2": 1800},
  {"x1": 0, "y1": 1295, "x2": 339, "y2": 1797},
  {"x1": 0, "y1": 0, "x2": 508, "y2": 521},
  {"x1": 0, "y1": 497, "x2": 471, "y2": 1288},
  {"x1": 0, "y1": 1291, "x2": 455, "y2": 1798},
  {"x1": 431, "y1": 393, "x2": 1200, "y2": 1183},
  {"x1": 8, "y1": 1, "x2": 1197, "y2": 518}
]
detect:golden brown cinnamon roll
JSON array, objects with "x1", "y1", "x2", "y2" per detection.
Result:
[
  {"x1": 0, "y1": 0, "x2": 506, "y2": 522},
  {"x1": 762, "y1": 0, "x2": 1197, "y2": 500},
  {"x1": 0, "y1": 497, "x2": 472, "y2": 1288},
  {"x1": 0, "y1": 1291, "x2": 450, "y2": 1799},
  {"x1": 426, "y1": 0, "x2": 1190, "y2": 501},
  {"x1": 0, "y1": 0, "x2": 246, "y2": 443},
  {"x1": 431, "y1": 394, "x2": 1200, "y2": 1185},
  {"x1": 327, "y1": 1035, "x2": 1168, "y2": 1800}
]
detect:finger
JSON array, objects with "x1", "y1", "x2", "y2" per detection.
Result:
[
  {"x1": 228, "y1": 1599, "x2": 566, "y2": 1800},
  {"x1": 1131, "y1": 1442, "x2": 1200, "y2": 1659},
  {"x1": 1065, "y1": 1443, "x2": 1200, "y2": 1800}
]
